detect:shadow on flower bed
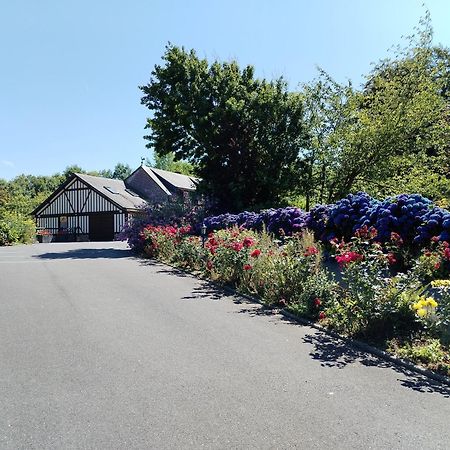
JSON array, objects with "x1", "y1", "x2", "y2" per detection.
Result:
[{"x1": 301, "y1": 331, "x2": 450, "y2": 397}]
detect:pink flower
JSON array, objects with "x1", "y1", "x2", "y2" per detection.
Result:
[
  {"x1": 250, "y1": 248, "x2": 261, "y2": 258},
  {"x1": 232, "y1": 242, "x2": 244, "y2": 252},
  {"x1": 431, "y1": 236, "x2": 440, "y2": 243},
  {"x1": 304, "y1": 246, "x2": 319, "y2": 257},
  {"x1": 243, "y1": 264, "x2": 252, "y2": 271},
  {"x1": 279, "y1": 298, "x2": 287, "y2": 307},
  {"x1": 206, "y1": 260, "x2": 213, "y2": 270}
]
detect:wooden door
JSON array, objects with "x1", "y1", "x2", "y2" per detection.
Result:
[{"x1": 89, "y1": 213, "x2": 115, "y2": 241}]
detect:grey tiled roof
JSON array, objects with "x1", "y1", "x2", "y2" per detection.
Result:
[
  {"x1": 139, "y1": 166, "x2": 173, "y2": 196},
  {"x1": 75, "y1": 173, "x2": 147, "y2": 210},
  {"x1": 149, "y1": 167, "x2": 199, "y2": 191}
]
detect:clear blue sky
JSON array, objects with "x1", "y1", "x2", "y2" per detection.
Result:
[{"x1": 1, "y1": 0, "x2": 449, "y2": 180}]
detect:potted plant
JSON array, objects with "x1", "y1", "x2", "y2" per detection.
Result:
[{"x1": 36, "y1": 229, "x2": 52, "y2": 243}]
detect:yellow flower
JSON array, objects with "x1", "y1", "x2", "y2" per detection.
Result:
[
  {"x1": 431, "y1": 280, "x2": 450, "y2": 288},
  {"x1": 425, "y1": 297, "x2": 438, "y2": 308},
  {"x1": 412, "y1": 302, "x2": 421, "y2": 310},
  {"x1": 417, "y1": 308, "x2": 427, "y2": 318}
]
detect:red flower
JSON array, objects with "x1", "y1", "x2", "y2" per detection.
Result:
[
  {"x1": 318, "y1": 312, "x2": 326, "y2": 320},
  {"x1": 355, "y1": 225, "x2": 377, "y2": 239},
  {"x1": 386, "y1": 252, "x2": 397, "y2": 265},
  {"x1": 443, "y1": 248, "x2": 450, "y2": 260},
  {"x1": 431, "y1": 236, "x2": 440, "y2": 243},
  {"x1": 443, "y1": 241, "x2": 449, "y2": 248},
  {"x1": 243, "y1": 264, "x2": 252, "y2": 271},
  {"x1": 335, "y1": 251, "x2": 364, "y2": 267},
  {"x1": 206, "y1": 260, "x2": 213, "y2": 270},
  {"x1": 314, "y1": 298, "x2": 322, "y2": 307},
  {"x1": 243, "y1": 237, "x2": 255, "y2": 248},
  {"x1": 250, "y1": 248, "x2": 261, "y2": 258},
  {"x1": 232, "y1": 242, "x2": 244, "y2": 252},
  {"x1": 435, "y1": 262, "x2": 441, "y2": 270},
  {"x1": 304, "y1": 246, "x2": 319, "y2": 257},
  {"x1": 424, "y1": 250, "x2": 432, "y2": 257}
]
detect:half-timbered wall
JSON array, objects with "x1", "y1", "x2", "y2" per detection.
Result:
[
  {"x1": 35, "y1": 178, "x2": 122, "y2": 216},
  {"x1": 36, "y1": 213, "x2": 126, "y2": 234},
  {"x1": 35, "y1": 178, "x2": 128, "y2": 237}
]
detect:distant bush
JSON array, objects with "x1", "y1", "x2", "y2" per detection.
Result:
[{"x1": 0, "y1": 212, "x2": 35, "y2": 245}]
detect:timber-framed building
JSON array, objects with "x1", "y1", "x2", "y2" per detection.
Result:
[{"x1": 32, "y1": 166, "x2": 198, "y2": 242}]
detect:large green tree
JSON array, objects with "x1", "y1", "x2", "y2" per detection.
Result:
[
  {"x1": 140, "y1": 45, "x2": 308, "y2": 211},
  {"x1": 300, "y1": 15, "x2": 450, "y2": 205}
]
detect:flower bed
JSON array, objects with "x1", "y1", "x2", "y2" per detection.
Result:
[
  {"x1": 132, "y1": 221, "x2": 450, "y2": 377},
  {"x1": 120, "y1": 192, "x2": 450, "y2": 377}
]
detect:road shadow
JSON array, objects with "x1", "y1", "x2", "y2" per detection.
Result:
[
  {"x1": 34, "y1": 248, "x2": 133, "y2": 260},
  {"x1": 182, "y1": 282, "x2": 228, "y2": 301},
  {"x1": 301, "y1": 330, "x2": 450, "y2": 398}
]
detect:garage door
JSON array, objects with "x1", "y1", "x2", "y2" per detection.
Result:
[{"x1": 89, "y1": 213, "x2": 115, "y2": 241}]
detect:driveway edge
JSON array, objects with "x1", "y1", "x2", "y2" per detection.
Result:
[{"x1": 149, "y1": 258, "x2": 450, "y2": 388}]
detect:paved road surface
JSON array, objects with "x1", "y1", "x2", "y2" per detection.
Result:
[{"x1": 0, "y1": 242, "x2": 449, "y2": 449}]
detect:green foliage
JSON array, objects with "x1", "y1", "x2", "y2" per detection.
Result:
[
  {"x1": 298, "y1": 14, "x2": 450, "y2": 206},
  {"x1": 173, "y1": 236, "x2": 206, "y2": 271},
  {"x1": 0, "y1": 211, "x2": 35, "y2": 245},
  {"x1": 140, "y1": 44, "x2": 308, "y2": 211},
  {"x1": 107, "y1": 162, "x2": 133, "y2": 180},
  {"x1": 149, "y1": 152, "x2": 194, "y2": 175},
  {"x1": 388, "y1": 339, "x2": 449, "y2": 376}
]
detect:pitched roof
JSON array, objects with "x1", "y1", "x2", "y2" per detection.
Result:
[
  {"x1": 148, "y1": 167, "x2": 199, "y2": 191},
  {"x1": 75, "y1": 173, "x2": 147, "y2": 210},
  {"x1": 138, "y1": 166, "x2": 173, "y2": 196}
]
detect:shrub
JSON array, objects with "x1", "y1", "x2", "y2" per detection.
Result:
[
  {"x1": 173, "y1": 236, "x2": 207, "y2": 271},
  {"x1": 140, "y1": 224, "x2": 191, "y2": 262},
  {"x1": 306, "y1": 204, "x2": 332, "y2": 241},
  {"x1": 202, "y1": 207, "x2": 309, "y2": 236},
  {"x1": 326, "y1": 233, "x2": 418, "y2": 339},
  {"x1": 0, "y1": 212, "x2": 36, "y2": 245},
  {"x1": 358, "y1": 193, "x2": 435, "y2": 244},
  {"x1": 204, "y1": 227, "x2": 260, "y2": 286},
  {"x1": 328, "y1": 192, "x2": 379, "y2": 241}
]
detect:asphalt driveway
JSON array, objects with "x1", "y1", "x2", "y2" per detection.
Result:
[{"x1": 0, "y1": 242, "x2": 449, "y2": 449}]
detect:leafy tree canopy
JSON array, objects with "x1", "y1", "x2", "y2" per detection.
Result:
[
  {"x1": 299, "y1": 13, "x2": 450, "y2": 206},
  {"x1": 140, "y1": 45, "x2": 308, "y2": 211}
]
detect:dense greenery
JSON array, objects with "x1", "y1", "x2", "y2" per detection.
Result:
[
  {"x1": 140, "y1": 45, "x2": 308, "y2": 212},
  {"x1": 300, "y1": 17, "x2": 450, "y2": 207},
  {"x1": 0, "y1": 162, "x2": 133, "y2": 245},
  {"x1": 141, "y1": 16, "x2": 450, "y2": 211}
]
